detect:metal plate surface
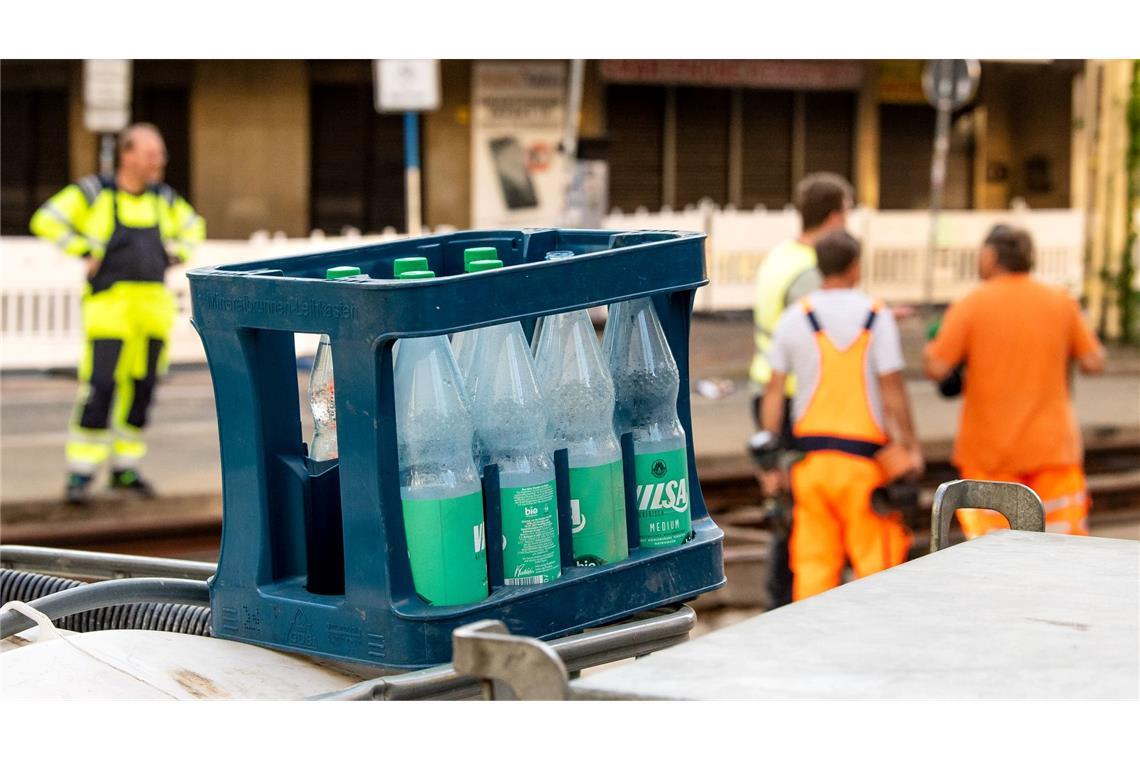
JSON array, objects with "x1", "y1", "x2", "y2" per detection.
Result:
[{"x1": 573, "y1": 531, "x2": 1140, "y2": 699}]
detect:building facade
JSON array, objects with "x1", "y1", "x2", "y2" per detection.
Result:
[{"x1": 1, "y1": 59, "x2": 1088, "y2": 239}]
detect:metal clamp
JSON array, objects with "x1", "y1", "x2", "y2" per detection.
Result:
[
  {"x1": 452, "y1": 620, "x2": 570, "y2": 700},
  {"x1": 930, "y1": 479, "x2": 1046, "y2": 552}
]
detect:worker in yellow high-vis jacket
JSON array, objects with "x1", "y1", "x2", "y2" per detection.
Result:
[{"x1": 30, "y1": 123, "x2": 205, "y2": 504}]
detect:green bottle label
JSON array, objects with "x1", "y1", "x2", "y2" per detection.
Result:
[
  {"x1": 402, "y1": 490, "x2": 489, "y2": 606},
  {"x1": 568, "y1": 460, "x2": 628, "y2": 566},
  {"x1": 634, "y1": 447, "x2": 692, "y2": 548},
  {"x1": 500, "y1": 480, "x2": 561, "y2": 585}
]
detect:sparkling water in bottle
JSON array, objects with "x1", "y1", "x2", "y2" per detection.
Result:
[
  {"x1": 308, "y1": 265, "x2": 362, "y2": 461},
  {"x1": 604, "y1": 297, "x2": 691, "y2": 547},
  {"x1": 453, "y1": 258, "x2": 504, "y2": 395},
  {"x1": 393, "y1": 270, "x2": 489, "y2": 605},
  {"x1": 529, "y1": 250, "x2": 576, "y2": 354},
  {"x1": 452, "y1": 248, "x2": 502, "y2": 383},
  {"x1": 390, "y1": 258, "x2": 429, "y2": 365},
  {"x1": 468, "y1": 318, "x2": 561, "y2": 586},
  {"x1": 535, "y1": 304, "x2": 628, "y2": 566}
]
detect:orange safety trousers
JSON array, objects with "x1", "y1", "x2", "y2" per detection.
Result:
[
  {"x1": 789, "y1": 299, "x2": 910, "y2": 601},
  {"x1": 956, "y1": 464, "x2": 1090, "y2": 538}
]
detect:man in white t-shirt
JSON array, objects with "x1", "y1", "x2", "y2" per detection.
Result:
[{"x1": 761, "y1": 230, "x2": 922, "y2": 600}]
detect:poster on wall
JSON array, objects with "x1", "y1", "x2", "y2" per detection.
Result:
[
  {"x1": 472, "y1": 61, "x2": 567, "y2": 228},
  {"x1": 564, "y1": 159, "x2": 608, "y2": 229}
]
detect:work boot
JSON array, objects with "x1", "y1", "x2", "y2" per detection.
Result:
[
  {"x1": 65, "y1": 473, "x2": 94, "y2": 505},
  {"x1": 109, "y1": 468, "x2": 157, "y2": 499}
]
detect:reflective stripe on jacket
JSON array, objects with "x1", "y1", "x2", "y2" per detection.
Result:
[{"x1": 29, "y1": 174, "x2": 205, "y2": 273}]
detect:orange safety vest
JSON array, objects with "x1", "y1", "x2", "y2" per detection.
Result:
[{"x1": 793, "y1": 297, "x2": 887, "y2": 458}]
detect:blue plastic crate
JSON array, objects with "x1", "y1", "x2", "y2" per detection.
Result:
[{"x1": 187, "y1": 228, "x2": 725, "y2": 669}]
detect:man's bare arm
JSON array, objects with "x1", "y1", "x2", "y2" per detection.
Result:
[
  {"x1": 923, "y1": 351, "x2": 955, "y2": 382},
  {"x1": 1077, "y1": 345, "x2": 1107, "y2": 375},
  {"x1": 761, "y1": 371, "x2": 788, "y2": 437},
  {"x1": 879, "y1": 371, "x2": 924, "y2": 475}
]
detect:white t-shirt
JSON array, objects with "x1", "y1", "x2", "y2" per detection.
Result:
[{"x1": 766, "y1": 289, "x2": 905, "y2": 430}]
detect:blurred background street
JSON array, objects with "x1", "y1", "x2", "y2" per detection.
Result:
[{"x1": 3, "y1": 56, "x2": 1138, "y2": 613}]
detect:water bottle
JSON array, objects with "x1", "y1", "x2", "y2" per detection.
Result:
[
  {"x1": 530, "y1": 250, "x2": 576, "y2": 354},
  {"x1": 393, "y1": 256, "x2": 428, "y2": 277},
  {"x1": 453, "y1": 258, "x2": 504, "y2": 391},
  {"x1": 308, "y1": 265, "x2": 362, "y2": 461},
  {"x1": 463, "y1": 246, "x2": 499, "y2": 271},
  {"x1": 393, "y1": 270, "x2": 489, "y2": 606},
  {"x1": 468, "y1": 318, "x2": 561, "y2": 586},
  {"x1": 452, "y1": 248, "x2": 502, "y2": 383},
  {"x1": 604, "y1": 297, "x2": 691, "y2": 547},
  {"x1": 535, "y1": 304, "x2": 628, "y2": 566},
  {"x1": 391, "y1": 264, "x2": 433, "y2": 366}
]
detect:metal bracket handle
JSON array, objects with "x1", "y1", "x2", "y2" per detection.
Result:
[
  {"x1": 452, "y1": 620, "x2": 570, "y2": 700},
  {"x1": 930, "y1": 479, "x2": 1046, "y2": 553}
]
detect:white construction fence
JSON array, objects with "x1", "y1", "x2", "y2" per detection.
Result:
[
  {"x1": 603, "y1": 203, "x2": 1086, "y2": 312},
  {"x1": 1, "y1": 208, "x2": 1087, "y2": 371},
  {"x1": 0, "y1": 230, "x2": 424, "y2": 372}
]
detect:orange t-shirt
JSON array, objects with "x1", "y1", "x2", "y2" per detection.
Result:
[{"x1": 925, "y1": 274, "x2": 1101, "y2": 474}]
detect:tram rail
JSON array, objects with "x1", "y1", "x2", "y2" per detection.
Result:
[{"x1": 2, "y1": 432, "x2": 1137, "y2": 564}]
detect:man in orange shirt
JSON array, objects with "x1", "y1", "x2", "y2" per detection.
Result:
[{"x1": 924, "y1": 225, "x2": 1106, "y2": 537}]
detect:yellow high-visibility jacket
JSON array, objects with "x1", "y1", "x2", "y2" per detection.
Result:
[
  {"x1": 749, "y1": 239, "x2": 820, "y2": 393},
  {"x1": 30, "y1": 174, "x2": 205, "y2": 281}
]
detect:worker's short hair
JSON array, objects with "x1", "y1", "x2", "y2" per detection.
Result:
[
  {"x1": 116, "y1": 122, "x2": 164, "y2": 156},
  {"x1": 984, "y1": 224, "x2": 1034, "y2": 273},
  {"x1": 815, "y1": 229, "x2": 861, "y2": 277},
  {"x1": 795, "y1": 172, "x2": 853, "y2": 231}
]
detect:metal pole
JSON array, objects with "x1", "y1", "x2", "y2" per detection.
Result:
[
  {"x1": 925, "y1": 70, "x2": 953, "y2": 316},
  {"x1": 99, "y1": 133, "x2": 115, "y2": 176},
  {"x1": 404, "y1": 111, "x2": 422, "y2": 236},
  {"x1": 563, "y1": 60, "x2": 585, "y2": 167},
  {"x1": 561, "y1": 59, "x2": 586, "y2": 225}
]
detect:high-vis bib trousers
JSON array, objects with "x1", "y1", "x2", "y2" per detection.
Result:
[
  {"x1": 956, "y1": 464, "x2": 1090, "y2": 538},
  {"x1": 30, "y1": 176, "x2": 204, "y2": 475},
  {"x1": 789, "y1": 299, "x2": 910, "y2": 601}
]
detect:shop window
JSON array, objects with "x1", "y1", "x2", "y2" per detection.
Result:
[
  {"x1": 604, "y1": 85, "x2": 664, "y2": 213},
  {"x1": 741, "y1": 90, "x2": 794, "y2": 209},
  {"x1": 310, "y1": 82, "x2": 407, "y2": 234},
  {"x1": 1, "y1": 85, "x2": 69, "y2": 235},
  {"x1": 804, "y1": 91, "x2": 855, "y2": 182},
  {"x1": 674, "y1": 87, "x2": 730, "y2": 207}
]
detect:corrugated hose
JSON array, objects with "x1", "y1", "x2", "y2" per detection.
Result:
[{"x1": 0, "y1": 569, "x2": 212, "y2": 640}]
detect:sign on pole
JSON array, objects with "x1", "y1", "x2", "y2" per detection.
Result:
[
  {"x1": 922, "y1": 59, "x2": 980, "y2": 111},
  {"x1": 374, "y1": 60, "x2": 440, "y2": 237},
  {"x1": 921, "y1": 60, "x2": 980, "y2": 311},
  {"x1": 374, "y1": 60, "x2": 440, "y2": 113},
  {"x1": 83, "y1": 59, "x2": 133, "y2": 133}
]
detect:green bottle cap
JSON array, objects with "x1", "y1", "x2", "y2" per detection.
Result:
[
  {"x1": 326, "y1": 266, "x2": 362, "y2": 280},
  {"x1": 393, "y1": 257, "x2": 429, "y2": 277},
  {"x1": 463, "y1": 247, "x2": 499, "y2": 272},
  {"x1": 468, "y1": 259, "x2": 503, "y2": 273},
  {"x1": 398, "y1": 270, "x2": 436, "y2": 280}
]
